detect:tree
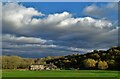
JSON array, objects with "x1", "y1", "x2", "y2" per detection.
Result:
[
  {"x1": 2, "y1": 56, "x2": 34, "y2": 69},
  {"x1": 107, "y1": 60, "x2": 117, "y2": 69},
  {"x1": 2, "y1": 56, "x2": 23, "y2": 69},
  {"x1": 93, "y1": 50, "x2": 98, "y2": 53},
  {"x1": 19, "y1": 59, "x2": 34, "y2": 69},
  {"x1": 98, "y1": 61, "x2": 108, "y2": 70},
  {"x1": 83, "y1": 58, "x2": 97, "y2": 69},
  {"x1": 90, "y1": 53, "x2": 100, "y2": 60}
]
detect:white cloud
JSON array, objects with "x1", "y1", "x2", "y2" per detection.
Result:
[
  {"x1": 30, "y1": 11, "x2": 72, "y2": 29},
  {"x1": 106, "y1": 3, "x2": 118, "y2": 10},
  {"x1": 66, "y1": 47, "x2": 92, "y2": 52},
  {"x1": 2, "y1": 3, "x2": 113, "y2": 34},
  {"x1": 3, "y1": 44, "x2": 57, "y2": 49},
  {"x1": 2, "y1": 3, "x2": 44, "y2": 27},
  {"x1": 45, "y1": 12, "x2": 72, "y2": 25},
  {"x1": 57, "y1": 17, "x2": 112, "y2": 29},
  {"x1": 2, "y1": 34, "x2": 53, "y2": 44},
  {"x1": 30, "y1": 12, "x2": 67, "y2": 26},
  {"x1": 84, "y1": 4, "x2": 102, "y2": 16},
  {"x1": 2, "y1": 3, "x2": 113, "y2": 31},
  {"x1": 84, "y1": 3, "x2": 118, "y2": 17}
]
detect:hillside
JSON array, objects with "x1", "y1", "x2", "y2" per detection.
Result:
[
  {"x1": 46, "y1": 46, "x2": 120, "y2": 70},
  {"x1": 1, "y1": 46, "x2": 120, "y2": 70}
]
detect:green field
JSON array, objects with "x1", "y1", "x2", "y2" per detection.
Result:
[{"x1": 2, "y1": 70, "x2": 120, "y2": 77}]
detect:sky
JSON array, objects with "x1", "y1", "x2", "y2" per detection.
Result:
[
  {"x1": 2, "y1": 2, "x2": 118, "y2": 58},
  {"x1": 2, "y1": 0, "x2": 119, "y2": 2}
]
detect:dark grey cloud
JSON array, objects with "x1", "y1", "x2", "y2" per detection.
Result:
[{"x1": 2, "y1": 34, "x2": 91, "y2": 58}]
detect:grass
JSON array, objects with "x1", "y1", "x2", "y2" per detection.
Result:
[{"x1": 2, "y1": 70, "x2": 120, "y2": 77}]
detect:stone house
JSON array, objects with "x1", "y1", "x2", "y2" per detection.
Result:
[
  {"x1": 30, "y1": 64, "x2": 45, "y2": 70},
  {"x1": 29, "y1": 64, "x2": 57, "y2": 70}
]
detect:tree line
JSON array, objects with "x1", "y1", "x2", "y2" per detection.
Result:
[
  {"x1": 46, "y1": 46, "x2": 120, "y2": 70},
  {"x1": 1, "y1": 46, "x2": 120, "y2": 70}
]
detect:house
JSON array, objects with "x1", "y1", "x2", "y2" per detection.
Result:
[
  {"x1": 30, "y1": 64, "x2": 44, "y2": 70},
  {"x1": 29, "y1": 64, "x2": 57, "y2": 70}
]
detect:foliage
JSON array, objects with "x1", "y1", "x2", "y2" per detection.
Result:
[
  {"x1": 83, "y1": 58, "x2": 97, "y2": 69},
  {"x1": 2, "y1": 56, "x2": 34, "y2": 69},
  {"x1": 2, "y1": 46, "x2": 120, "y2": 70},
  {"x1": 98, "y1": 61, "x2": 108, "y2": 70},
  {"x1": 46, "y1": 46, "x2": 120, "y2": 70}
]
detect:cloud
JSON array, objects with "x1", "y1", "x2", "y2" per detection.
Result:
[
  {"x1": 57, "y1": 17, "x2": 112, "y2": 29},
  {"x1": 2, "y1": 3, "x2": 118, "y2": 57},
  {"x1": 2, "y1": 34, "x2": 53, "y2": 44},
  {"x1": 45, "y1": 12, "x2": 72, "y2": 25},
  {"x1": 2, "y1": 34, "x2": 91, "y2": 52},
  {"x1": 84, "y1": 4, "x2": 102, "y2": 16},
  {"x1": 3, "y1": 42, "x2": 92, "y2": 58},
  {"x1": 3, "y1": 43, "x2": 91, "y2": 53},
  {"x1": 2, "y1": 3, "x2": 44, "y2": 29},
  {"x1": 0, "y1": 3, "x2": 2, "y2": 21},
  {"x1": 2, "y1": 34, "x2": 92, "y2": 58},
  {"x1": 2, "y1": 3, "x2": 113, "y2": 33},
  {"x1": 84, "y1": 3, "x2": 118, "y2": 18},
  {"x1": 106, "y1": 3, "x2": 118, "y2": 10}
]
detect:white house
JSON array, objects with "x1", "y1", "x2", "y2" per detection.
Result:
[{"x1": 29, "y1": 64, "x2": 57, "y2": 70}]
